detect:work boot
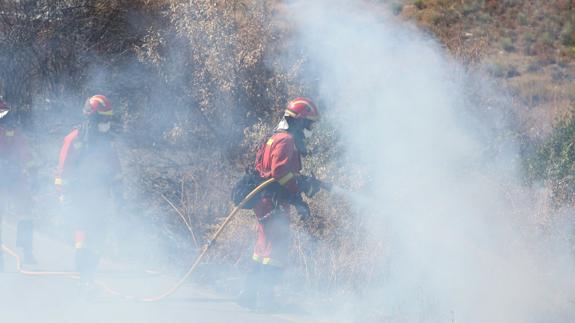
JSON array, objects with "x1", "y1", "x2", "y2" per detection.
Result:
[
  {"x1": 77, "y1": 280, "x2": 101, "y2": 300},
  {"x1": 237, "y1": 262, "x2": 262, "y2": 309},
  {"x1": 236, "y1": 289, "x2": 258, "y2": 309},
  {"x1": 75, "y1": 248, "x2": 100, "y2": 282},
  {"x1": 256, "y1": 289, "x2": 282, "y2": 313}
]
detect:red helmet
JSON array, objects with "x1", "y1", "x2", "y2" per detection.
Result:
[
  {"x1": 0, "y1": 98, "x2": 9, "y2": 119},
  {"x1": 83, "y1": 95, "x2": 112, "y2": 116},
  {"x1": 284, "y1": 97, "x2": 319, "y2": 121}
]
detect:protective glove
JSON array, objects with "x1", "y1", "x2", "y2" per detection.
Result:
[
  {"x1": 294, "y1": 201, "x2": 311, "y2": 222},
  {"x1": 291, "y1": 194, "x2": 311, "y2": 221},
  {"x1": 298, "y1": 175, "x2": 322, "y2": 198}
]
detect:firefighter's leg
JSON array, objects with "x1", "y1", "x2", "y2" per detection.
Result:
[
  {"x1": 14, "y1": 186, "x2": 36, "y2": 265},
  {"x1": 257, "y1": 264, "x2": 284, "y2": 311},
  {"x1": 16, "y1": 219, "x2": 36, "y2": 265},
  {"x1": 74, "y1": 229, "x2": 101, "y2": 282},
  {"x1": 237, "y1": 261, "x2": 262, "y2": 309}
]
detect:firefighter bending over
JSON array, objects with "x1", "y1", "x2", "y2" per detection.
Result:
[
  {"x1": 238, "y1": 98, "x2": 324, "y2": 310},
  {"x1": 55, "y1": 95, "x2": 122, "y2": 283},
  {"x1": 0, "y1": 98, "x2": 37, "y2": 270}
]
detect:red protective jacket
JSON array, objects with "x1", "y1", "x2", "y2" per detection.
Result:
[
  {"x1": 252, "y1": 131, "x2": 303, "y2": 267},
  {"x1": 0, "y1": 126, "x2": 32, "y2": 189},
  {"x1": 255, "y1": 131, "x2": 302, "y2": 194},
  {"x1": 55, "y1": 128, "x2": 121, "y2": 197}
]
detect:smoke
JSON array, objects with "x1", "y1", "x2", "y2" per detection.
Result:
[{"x1": 284, "y1": 1, "x2": 575, "y2": 322}]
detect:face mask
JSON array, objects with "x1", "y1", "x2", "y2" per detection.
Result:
[
  {"x1": 303, "y1": 128, "x2": 313, "y2": 138},
  {"x1": 97, "y1": 122, "x2": 111, "y2": 133}
]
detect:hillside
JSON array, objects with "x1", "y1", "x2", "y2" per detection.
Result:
[
  {"x1": 397, "y1": 0, "x2": 575, "y2": 138},
  {"x1": 1, "y1": 1, "x2": 574, "y2": 321}
]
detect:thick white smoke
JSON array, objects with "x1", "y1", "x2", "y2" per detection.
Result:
[{"x1": 285, "y1": 1, "x2": 575, "y2": 322}]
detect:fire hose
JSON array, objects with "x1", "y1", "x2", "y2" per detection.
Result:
[{"x1": 1, "y1": 177, "x2": 276, "y2": 302}]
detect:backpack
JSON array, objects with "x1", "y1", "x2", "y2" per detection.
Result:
[
  {"x1": 231, "y1": 135, "x2": 271, "y2": 209},
  {"x1": 231, "y1": 167, "x2": 264, "y2": 209}
]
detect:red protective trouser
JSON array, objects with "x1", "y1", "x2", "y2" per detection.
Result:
[{"x1": 252, "y1": 196, "x2": 291, "y2": 267}]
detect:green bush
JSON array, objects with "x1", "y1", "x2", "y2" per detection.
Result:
[
  {"x1": 560, "y1": 22, "x2": 575, "y2": 46},
  {"x1": 525, "y1": 109, "x2": 575, "y2": 204},
  {"x1": 500, "y1": 37, "x2": 515, "y2": 52},
  {"x1": 413, "y1": 0, "x2": 425, "y2": 10},
  {"x1": 517, "y1": 13, "x2": 528, "y2": 26},
  {"x1": 391, "y1": 3, "x2": 404, "y2": 15},
  {"x1": 540, "y1": 31, "x2": 555, "y2": 46},
  {"x1": 462, "y1": 0, "x2": 484, "y2": 16}
]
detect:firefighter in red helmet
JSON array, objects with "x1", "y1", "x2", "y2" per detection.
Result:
[
  {"x1": 0, "y1": 98, "x2": 37, "y2": 270},
  {"x1": 238, "y1": 98, "x2": 324, "y2": 309},
  {"x1": 55, "y1": 95, "x2": 122, "y2": 283}
]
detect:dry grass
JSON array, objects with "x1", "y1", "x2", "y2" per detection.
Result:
[{"x1": 1, "y1": 0, "x2": 574, "y2": 314}]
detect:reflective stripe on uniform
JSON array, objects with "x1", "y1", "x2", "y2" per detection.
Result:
[
  {"x1": 266, "y1": 138, "x2": 274, "y2": 146},
  {"x1": 278, "y1": 172, "x2": 294, "y2": 186},
  {"x1": 252, "y1": 253, "x2": 281, "y2": 266},
  {"x1": 74, "y1": 231, "x2": 85, "y2": 249},
  {"x1": 97, "y1": 110, "x2": 113, "y2": 116},
  {"x1": 284, "y1": 109, "x2": 297, "y2": 117},
  {"x1": 54, "y1": 177, "x2": 63, "y2": 185}
]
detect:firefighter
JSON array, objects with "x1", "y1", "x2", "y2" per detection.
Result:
[
  {"x1": 54, "y1": 95, "x2": 122, "y2": 283},
  {"x1": 0, "y1": 98, "x2": 37, "y2": 270},
  {"x1": 238, "y1": 98, "x2": 324, "y2": 310}
]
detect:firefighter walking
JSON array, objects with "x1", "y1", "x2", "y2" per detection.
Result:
[
  {"x1": 0, "y1": 98, "x2": 37, "y2": 270},
  {"x1": 54, "y1": 95, "x2": 122, "y2": 283},
  {"x1": 238, "y1": 98, "x2": 324, "y2": 310}
]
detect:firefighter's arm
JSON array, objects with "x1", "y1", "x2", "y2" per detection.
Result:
[
  {"x1": 270, "y1": 138, "x2": 299, "y2": 194},
  {"x1": 298, "y1": 175, "x2": 323, "y2": 198},
  {"x1": 55, "y1": 130, "x2": 79, "y2": 189},
  {"x1": 54, "y1": 132, "x2": 77, "y2": 200}
]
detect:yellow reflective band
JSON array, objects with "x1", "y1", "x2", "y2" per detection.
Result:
[
  {"x1": 284, "y1": 109, "x2": 297, "y2": 117},
  {"x1": 266, "y1": 138, "x2": 274, "y2": 146},
  {"x1": 92, "y1": 96, "x2": 105, "y2": 105},
  {"x1": 97, "y1": 110, "x2": 113, "y2": 116},
  {"x1": 5, "y1": 130, "x2": 14, "y2": 137},
  {"x1": 278, "y1": 172, "x2": 294, "y2": 186},
  {"x1": 54, "y1": 177, "x2": 63, "y2": 185},
  {"x1": 290, "y1": 100, "x2": 310, "y2": 107},
  {"x1": 253, "y1": 254, "x2": 272, "y2": 264},
  {"x1": 252, "y1": 253, "x2": 281, "y2": 266}
]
